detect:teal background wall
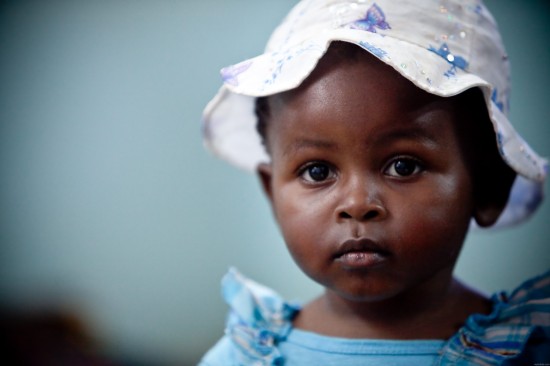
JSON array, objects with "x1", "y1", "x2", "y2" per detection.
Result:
[{"x1": 0, "y1": 1, "x2": 548, "y2": 364}]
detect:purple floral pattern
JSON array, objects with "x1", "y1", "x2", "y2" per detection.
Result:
[
  {"x1": 350, "y1": 3, "x2": 391, "y2": 33},
  {"x1": 221, "y1": 60, "x2": 253, "y2": 86}
]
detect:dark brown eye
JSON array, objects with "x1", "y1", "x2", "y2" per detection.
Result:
[
  {"x1": 308, "y1": 165, "x2": 329, "y2": 180},
  {"x1": 385, "y1": 158, "x2": 423, "y2": 177}
]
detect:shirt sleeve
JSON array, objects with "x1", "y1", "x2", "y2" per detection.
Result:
[{"x1": 198, "y1": 335, "x2": 237, "y2": 366}]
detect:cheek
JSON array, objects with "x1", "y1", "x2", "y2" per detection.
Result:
[
  {"x1": 394, "y1": 176, "x2": 473, "y2": 257},
  {"x1": 419, "y1": 172, "x2": 474, "y2": 219},
  {"x1": 272, "y1": 186, "x2": 331, "y2": 260}
]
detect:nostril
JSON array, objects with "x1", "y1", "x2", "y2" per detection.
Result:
[
  {"x1": 339, "y1": 211, "x2": 353, "y2": 219},
  {"x1": 364, "y1": 210, "x2": 378, "y2": 220},
  {"x1": 338, "y1": 209, "x2": 379, "y2": 221}
]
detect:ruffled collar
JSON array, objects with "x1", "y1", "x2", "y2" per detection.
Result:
[
  {"x1": 222, "y1": 268, "x2": 300, "y2": 365},
  {"x1": 222, "y1": 268, "x2": 550, "y2": 365},
  {"x1": 437, "y1": 272, "x2": 550, "y2": 365}
]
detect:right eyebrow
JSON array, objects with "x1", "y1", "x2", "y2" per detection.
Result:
[{"x1": 283, "y1": 138, "x2": 339, "y2": 157}]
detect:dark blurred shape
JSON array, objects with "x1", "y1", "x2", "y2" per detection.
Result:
[{"x1": 0, "y1": 306, "x2": 118, "y2": 366}]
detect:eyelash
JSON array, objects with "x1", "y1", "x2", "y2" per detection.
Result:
[{"x1": 383, "y1": 156, "x2": 425, "y2": 178}]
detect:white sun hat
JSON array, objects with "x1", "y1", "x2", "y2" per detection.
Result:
[{"x1": 202, "y1": 0, "x2": 547, "y2": 227}]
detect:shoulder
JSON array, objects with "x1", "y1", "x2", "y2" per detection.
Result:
[
  {"x1": 492, "y1": 270, "x2": 550, "y2": 332},
  {"x1": 440, "y1": 270, "x2": 550, "y2": 365},
  {"x1": 199, "y1": 268, "x2": 301, "y2": 366}
]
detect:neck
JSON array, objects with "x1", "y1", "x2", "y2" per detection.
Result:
[{"x1": 294, "y1": 275, "x2": 491, "y2": 340}]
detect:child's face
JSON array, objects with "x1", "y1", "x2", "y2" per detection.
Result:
[{"x1": 259, "y1": 48, "x2": 479, "y2": 302}]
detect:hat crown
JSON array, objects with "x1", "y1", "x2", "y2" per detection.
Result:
[{"x1": 267, "y1": 0, "x2": 510, "y2": 115}]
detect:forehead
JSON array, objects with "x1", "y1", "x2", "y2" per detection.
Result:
[
  {"x1": 276, "y1": 44, "x2": 431, "y2": 107},
  {"x1": 265, "y1": 43, "x2": 470, "y2": 149}
]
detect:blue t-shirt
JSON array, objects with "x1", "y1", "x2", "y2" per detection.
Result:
[{"x1": 200, "y1": 269, "x2": 550, "y2": 365}]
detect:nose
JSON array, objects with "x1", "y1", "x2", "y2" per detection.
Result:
[{"x1": 336, "y1": 176, "x2": 387, "y2": 222}]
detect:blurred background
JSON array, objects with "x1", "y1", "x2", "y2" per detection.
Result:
[{"x1": 0, "y1": 0, "x2": 548, "y2": 364}]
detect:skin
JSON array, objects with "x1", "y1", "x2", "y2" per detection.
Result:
[{"x1": 257, "y1": 44, "x2": 510, "y2": 340}]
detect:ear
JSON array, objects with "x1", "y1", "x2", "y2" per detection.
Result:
[
  {"x1": 257, "y1": 162, "x2": 274, "y2": 203},
  {"x1": 473, "y1": 170, "x2": 516, "y2": 227},
  {"x1": 473, "y1": 204, "x2": 507, "y2": 227}
]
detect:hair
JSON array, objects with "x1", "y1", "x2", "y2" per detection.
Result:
[
  {"x1": 255, "y1": 96, "x2": 269, "y2": 148},
  {"x1": 452, "y1": 87, "x2": 516, "y2": 224}
]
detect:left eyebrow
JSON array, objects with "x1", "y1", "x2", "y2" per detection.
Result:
[{"x1": 374, "y1": 127, "x2": 439, "y2": 148}]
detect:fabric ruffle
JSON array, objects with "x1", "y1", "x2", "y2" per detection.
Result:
[
  {"x1": 222, "y1": 268, "x2": 300, "y2": 365},
  {"x1": 437, "y1": 271, "x2": 550, "y2": 365}
]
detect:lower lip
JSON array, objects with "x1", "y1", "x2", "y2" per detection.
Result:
[{"x1": 335, "y1": 252, "x2": 388, "y2": 269}]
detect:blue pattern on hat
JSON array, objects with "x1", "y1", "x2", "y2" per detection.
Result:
[
  {"x1": 359, "y1": 41, "x2": 387, "y2": 60},
  {"x1": 491, "y1": 89, "x2": 505, "y2": 112},
  {"x1": 428, "y1": 43, "x2": 469, "y2": 78}
]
